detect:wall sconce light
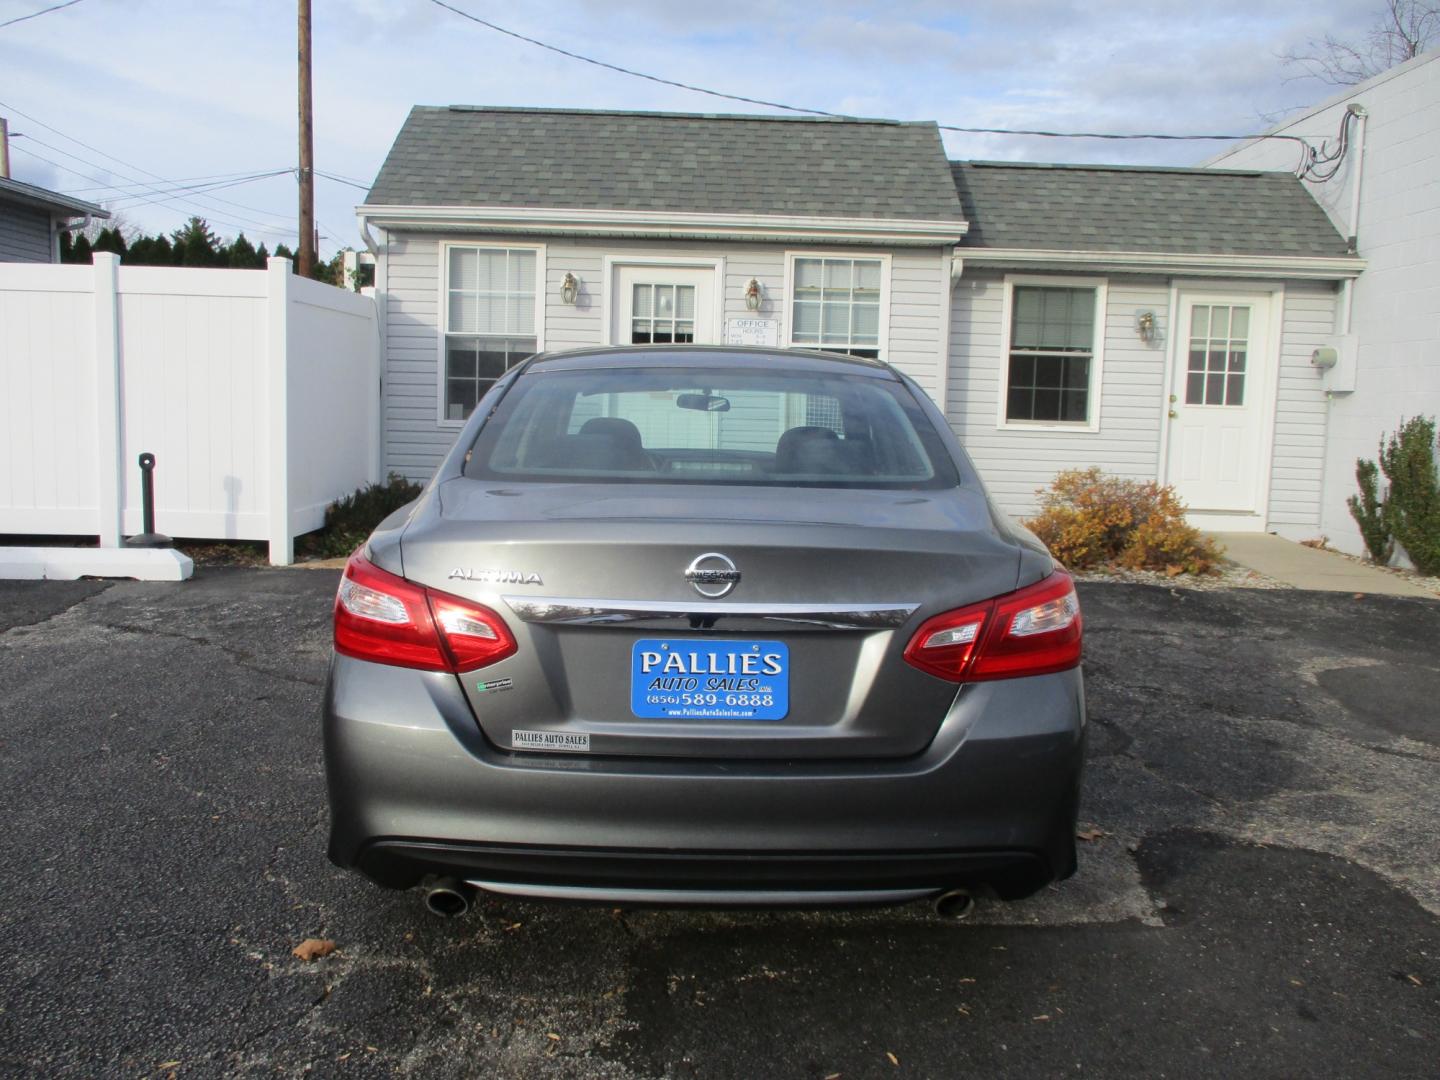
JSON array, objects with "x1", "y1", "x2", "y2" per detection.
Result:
[
  {"x1": 744, "y1": 278, "x2": 763, "y2": 311},
  {"x1": 560, "y1": 272, "x2": 580, "y2": 305},
  {"x1": 1136, "y1": 310, "x2": 1157, "y2": 344}
]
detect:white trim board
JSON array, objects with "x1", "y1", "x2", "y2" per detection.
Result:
[
  {"x1": 962, "y1": 248, "x2": 1363, "y2": 280},
  {"x1": 360, "y1": 205, "x2": 968, "y2": 247}
]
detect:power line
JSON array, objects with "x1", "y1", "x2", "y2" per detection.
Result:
[
  {"x1": 0, "y1": 0, "x2": 85, "y2": 31},
  {"x1": 314, "y1": 169, "x2": 370, "y2": 191},
  {"x1": 9, "y1": 143, "x2": 297, "y2": 238},
  {"x1": 424, "y1": 0, "x2": 1317, "y2": 150},
  {"x1": 59, "y1": 167, "x2": 293, "y2": 196},
  {"x1": 9, "y1": 128, "x2": 296, "y2": 232},
  {"x1": 106, "y1": 170, "x2": 296, "y2": 212},
  {"x1": 0, "y1": 98, "x2": 301, "y2": 227}
]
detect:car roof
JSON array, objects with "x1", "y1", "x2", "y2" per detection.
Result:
[{"x1": 522, "y1": 344, "x2": 897, "y2": 378}]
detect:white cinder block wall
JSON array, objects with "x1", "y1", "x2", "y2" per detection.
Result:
[
  {"x1": 377, "y1": 233, "x2": 949, "y2": 480},
  {"x1": 1207, "y1": 51, "x2": 1440, "y2": 555}
]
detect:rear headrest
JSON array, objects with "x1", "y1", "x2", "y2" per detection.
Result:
[{"x1": 578, "y1": 416, "x2": 644, "y2": 449}]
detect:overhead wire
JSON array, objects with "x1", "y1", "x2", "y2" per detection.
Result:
[
  {"x1": 0, "y1": 99, "x2": 299, "y2": 231},
  {"x1": 0, "y1": 0, "x2": 85, "y2": 31},
  {"x1": 8, "y1": 143, "x2": 297, "y2": 239},
  {"x1": 423, "y1": 0, "x2": 1319, "y2": 155}
]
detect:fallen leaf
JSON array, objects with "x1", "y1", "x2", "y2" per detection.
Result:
[
  {"x1": 957, "y1": 977, "x2": 976, "y2": 984},
  {"x1": 1033, "y1": 1014, "x2": 1051, "y2": 1022},
  {"x1": 824, "y1": 1074, "x2": 843, "y2": 1080},
  {"x1": 1406, "y1": 974, "x2": 1423, "y2": 986},
  {"x1": 505, "y1": 922, "x2": 524, "y2": 932},
  {"x1": 886, "y1": 1051, "x2": 900, "y2": 1066},
  {"x1": 1076, "y1": 828, "x2": 1105, "y2": 842},
  {"x1": 1353, "y1": 593, "x2": 1366, "y2": 600},
  {"x1": 292, "y1": 938, "x2": 337, "y2": 962},
  {"x1": 1289, "y1": 978, "x2": 1305, "y2": 987},
  {"x1": 158, "y1": 1063, "x2": 182, "y2": 1070},
  {"x1": 1164, "y1": 564, "x2": 1184, "y2": 578}
]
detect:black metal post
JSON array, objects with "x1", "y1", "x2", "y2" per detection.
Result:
[{"x1": 124, "y1": 452, "x2": 173, "y2": 549}]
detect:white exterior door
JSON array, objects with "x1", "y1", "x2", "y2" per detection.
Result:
[
  {"x1": 610, "y1": 265, "x2": 718, "y2": 346},
  {"x1": 1165, "y1": 293, "x2": 1275, "y2": 516}
]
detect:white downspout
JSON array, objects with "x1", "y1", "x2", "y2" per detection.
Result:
[{"x1": 1339, "y1": 104, "x2": 1368, "y2": 336}]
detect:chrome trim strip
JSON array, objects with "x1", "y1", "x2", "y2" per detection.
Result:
[
  {"x1": 467, "y1": 880, "x2": 938, "y2": 906},
  {"x1": 500, "y1": 596, "x2": 918, "y2": 630}
]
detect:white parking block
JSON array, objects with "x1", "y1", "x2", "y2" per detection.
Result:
[{"x1": 0, "y1": 547, "x2": 194, "y2": 582}]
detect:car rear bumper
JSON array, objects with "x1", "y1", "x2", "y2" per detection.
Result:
[{"x1": 323, "y1": 655, "x2": 1085, "y2": 902}]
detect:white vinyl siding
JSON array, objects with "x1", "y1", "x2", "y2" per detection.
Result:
[
  {"x1": 379, "y1": 234, "x2": 949, "y2": 481},
  {"x1": 949, "y1": 268, "x2": 1332, "y2": 528},
  {"x1": 0, "y1": 203, "x2": 56, "y2": 263},
  {"x1": 949, "y1": 270, "x2": 1169, "y2": 519},
  {"x1": 1267, "y1": 281, "x2": 1334, "y2": 528}
]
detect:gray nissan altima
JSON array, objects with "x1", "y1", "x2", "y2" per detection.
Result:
[{"x1": 324, "y1": 345, "x2": 1084, "y2": 917}]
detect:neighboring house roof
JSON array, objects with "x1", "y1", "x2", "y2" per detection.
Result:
[
  {"x1": 950, "y1": 160, "x2": 1349, "y2": 257},
  {"x1": 365, "y1": 105, "x2": 965, "y2": 222},
  {"x1": 0, "y1": 175, "x2": 109, "y2": 220}
]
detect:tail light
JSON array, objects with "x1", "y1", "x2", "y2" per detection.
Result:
[
  {"x1": 904, "y1": 570, "x2": 1081, "y2": 682},
  {"x1": 334, "y1": 551, "x2": 516, "y2": 673}
]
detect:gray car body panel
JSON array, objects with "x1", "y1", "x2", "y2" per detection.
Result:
[{"x1": 327, "y1": 345, "x2": 1083, "y2": 902}]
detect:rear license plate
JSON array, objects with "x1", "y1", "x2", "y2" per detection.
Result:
[{"x1": 630, "y1": 639, "x2": 789, "y2": 721}]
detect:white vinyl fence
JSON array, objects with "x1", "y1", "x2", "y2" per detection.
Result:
[{"x1": 0, "y1": 254, "x2": 379, "y2": 564}]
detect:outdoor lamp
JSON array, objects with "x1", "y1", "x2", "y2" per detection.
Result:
[
  {"x1": 560, "y1": 272, "x2": 580, "y2": 305},
  {"x1": 1136, "y1": 310, "x2": 1156, "y2": 344},
  {"x1": 744, "y1": 278, "x2": 763, "y2": 311}
]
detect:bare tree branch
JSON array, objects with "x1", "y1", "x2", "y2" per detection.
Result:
[{"x1": 1280, "y1": 0, "x2": 1439, "y2": 85}]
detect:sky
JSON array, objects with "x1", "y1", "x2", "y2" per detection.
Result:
[{"x1": 0, "y1": 0, "x2": 1382, "y2": 256}]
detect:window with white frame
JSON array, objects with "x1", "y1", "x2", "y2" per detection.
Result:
[
  {"x1": 443, "y1": 246, "x2": 538, "y2": 421},
  {"x1": 790, "y1": 256, "x2": 883, "y2": 359},
  {"x1": 1004, "y1": 285, "x2": 1099, "y2": 424}
]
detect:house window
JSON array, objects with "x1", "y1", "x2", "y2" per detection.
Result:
[
  {"x1": 790, "y1": 256, "x2": 883, "y2": 359},
  {"x1": 1004, "y1": 285, "x2": 1099, "y2": 424},
  {"x1": 444, "y1": 246, "x2": 538, "y2": 421}
]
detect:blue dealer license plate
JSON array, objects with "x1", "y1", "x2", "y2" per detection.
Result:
[{"x1": 630, "y1": 639, "x2": 789, "y2": 721}]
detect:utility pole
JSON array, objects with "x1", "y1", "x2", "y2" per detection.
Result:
[
  {"x1": 0, "y1": 117, "x2": 10, "y2": 179},
  {"x1": 297, "y1": 0, "x2": 315, "y2": 277}
]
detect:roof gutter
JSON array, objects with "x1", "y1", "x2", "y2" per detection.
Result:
[
  {"x1": 356, "y1": 204, "x2": 968, "y2": 247},
  {"x1": 961, "y1": 247, "x2": 1365, "y2": 281}
]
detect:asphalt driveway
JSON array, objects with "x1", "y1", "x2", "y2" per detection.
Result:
[{"x1": 1, "y1": 570, "x2": 1436, "y2": 1078}]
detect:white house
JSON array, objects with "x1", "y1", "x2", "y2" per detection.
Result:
[
  {"x1": 358, "y1": 105, "x2": 1365, "y2": 535},
  {"x1": 0, "y1": 175, "x2": 107, "y2": 263},
  {"x1": 1205, "y1": 49, "x2": 1440, "y2": 557}
]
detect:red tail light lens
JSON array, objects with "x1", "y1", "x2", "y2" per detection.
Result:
[
  {"x1": 334, "y1": 552, "x2": 517, "y2": 673},
  {"x1": 904, "y1": 570, "x2": 1082, "y2": 682}
]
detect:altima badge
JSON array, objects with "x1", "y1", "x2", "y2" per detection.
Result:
[
  {"x1": 449, "y1": 568, "x2": 543, "y2": 585},
  {"x1": 685, "y1": 552, "x2": 740, "y2": 598}
]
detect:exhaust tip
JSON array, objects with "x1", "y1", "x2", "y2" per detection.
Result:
[
  {"x1": 933, "y1": 888, "x2": 975, "y2": 920},
  {"x1": 424, "y1": 879, "x2": 472, "y2": 918}
]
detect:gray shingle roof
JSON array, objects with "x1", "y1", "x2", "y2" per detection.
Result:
[
  {"x1": 950, "y1": 161, "x2": 1348, "y2": 257},
  {"x1": 366, "y1": 106, "x2": 965, "y2": 221},
  {"x1": 0, "y1": 175, "x2": 108, "y2": 219}
]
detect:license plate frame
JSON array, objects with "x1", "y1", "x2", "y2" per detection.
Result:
[{"x1": 630, "y1": 639, "x2": 789, "y2": 721}]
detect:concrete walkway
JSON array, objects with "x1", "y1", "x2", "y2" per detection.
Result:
[{"x1": 1211, "y1": 532, "x2": 1438, "y2": 598}]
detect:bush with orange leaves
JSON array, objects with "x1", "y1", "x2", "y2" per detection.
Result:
[{"x1": 1024, "y1": 468, "x2": 1222, "y2": 575}]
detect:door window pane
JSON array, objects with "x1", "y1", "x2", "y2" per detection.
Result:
[
  {"x1": 1184, "y1": 304, "x2": 1250, "y2": 406},
  {"x1": 631, "y1": 283, "x2": 696, "y2": 345}
]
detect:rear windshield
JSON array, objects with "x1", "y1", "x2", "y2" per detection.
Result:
[{"x1": 463, "y1": 365, "x2": 960, "y2": 489}]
